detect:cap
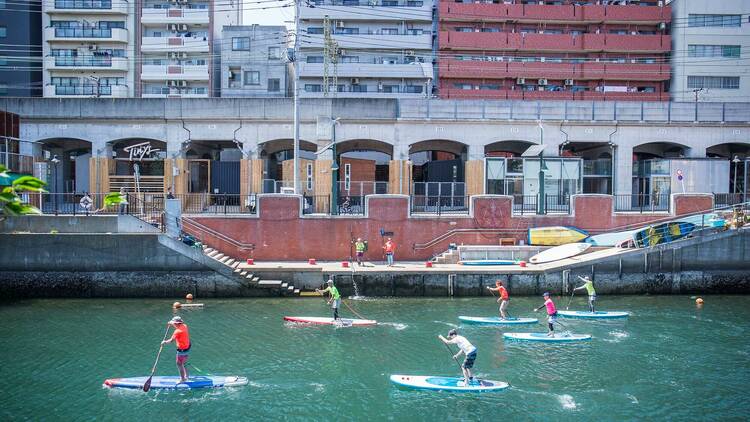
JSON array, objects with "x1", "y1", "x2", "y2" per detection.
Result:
[
  {"x1": 543, "y1": 292, "x2": 550, "y2": 297},
  {"x1": 169, "y1": 316, "x2": 184, "y2": 324},
  {"x1": 495, "y1": 280, "x2": 503, "y2": 287},
  {"x1": 327, "y1": 279, "x2": 333, "y2": 284},
  {"x1": 448, "y1": 329, "x2": 458, "y2": 337}
]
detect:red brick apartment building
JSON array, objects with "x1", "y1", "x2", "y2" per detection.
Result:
[{"x1": 437, "y1": 0, "x2": 672, "y2": 101}]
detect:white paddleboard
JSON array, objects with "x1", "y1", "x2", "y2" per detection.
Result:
[
  {"x1": 529, "y1": 243, "x2": 591, "y2": 264},
  {"x1": 283, "y1": 316, "x2": 377, "y2": 326},
  {"x1": 585, "y1": 229, "x2": 638, "y2": 247},
  {"x1": 390, "y1": 375, "x2": 509, "y2": 392},
  {"x1": 557, "y1": 310, "x2": 629, "y2": 319},
  {"x1": 458, "y1": 316, "x2": 538, "y2": 325},
  {"x1": 503, "y1": 332, "x2": 591, "y2": 342}
]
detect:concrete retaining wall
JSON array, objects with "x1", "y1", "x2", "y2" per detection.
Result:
[{"x1": 0, "y1": 215, "x2": 161, "y2": 234}]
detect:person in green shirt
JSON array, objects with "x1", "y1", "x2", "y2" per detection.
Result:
[
  {"x1": 354, "y1": 238, "x2": 366, "y2": 266},
  {"x1": 316, "y1": 279, "x2": 341, "y2": 320},
  {"x1": 574, "y1": 276, "x2": 597, "y2": 312}
]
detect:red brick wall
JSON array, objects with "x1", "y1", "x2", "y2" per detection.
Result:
[{"x1": 187, "y1": 194, "x2": 714, "y2": 262}]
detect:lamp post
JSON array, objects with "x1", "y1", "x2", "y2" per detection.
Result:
[
  {"x1": 330, "y1": 117, "x2": 340, "y2": 215},
  {"x1": 537, "y1": 122, "x2": 545, "y2": 215},
  {"x1": 51, "y1": 154, "x2": 60, "y2": 213},
  {"x1": 732, "y1": 155, "x2": 741, "y2": 197}
]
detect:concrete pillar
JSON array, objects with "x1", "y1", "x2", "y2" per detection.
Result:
[
  {"x1": 388, "y1": 160, "x2": 412, "y2": 194},
  {"x1": 165, "y1": 158, "x2": 188, "y2": 195},
  {"x1": 614, "y1": 144, "x2": 633, "y2": 196},
  {"x1": 241, "y1": 158, "x2": 264, "y2": 197}
]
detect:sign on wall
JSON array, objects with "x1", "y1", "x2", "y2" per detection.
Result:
[{"x1": 123, "y1": 141, "x2": 161, "y2": 162}]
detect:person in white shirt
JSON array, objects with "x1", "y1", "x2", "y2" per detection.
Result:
[{"x1": 438, "y1": 329, "x2": 477, "y2": 386}]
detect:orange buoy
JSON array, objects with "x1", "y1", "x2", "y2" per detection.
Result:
[
  {"x1": 185, "y1": 293, "x2": 194, "y2": 301},
  {"x1": 519, "y1": 261, "x2": 527, "y2": 268},
  {"x1": 342, "y1": 261, "x2": 349, "y2": 268},
  {"x1": 173, "y1": 301, "x2": 182, "y2": 309},
  {"x1": 308, "y1": 258, "x2": 317, "y2": 265},
  {"x1": 425, "y1": 261, "x2": 433, "y2": 268}
]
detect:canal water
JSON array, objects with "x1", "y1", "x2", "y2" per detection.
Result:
[{"x1": 1, "y1": 296, "x2": 748, "y2": 421}]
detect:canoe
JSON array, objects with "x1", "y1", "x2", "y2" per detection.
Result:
[
  {"x1": 458, "y1": 260, "x2": 517, "y2": 266},
  {"x1": 103, "y1": 375, "x2": 248, "y2": 390},
  {"x1": 527, "y1": 226, "x2": 588, "y2": 246},
  {"x1": 458, "y1": 316, "x2": 538, "y2": 325},
  {"x1": 585, "y1": 229, "x2": 638, "y2": 247},
  {"x1": 503, "y1": 332, "x2": 592, "y2": 343},
  {"x1": 633, "y1": 222, "x2": 695, "y2": 248},
  {"x1": 557, "y1": 310, "x2": 629, "y2": 319},
  {"x1": 283, "y1": 316, "x2": 377, "y2": 326},
  {"x1": 529, "y1": 243, "x2": 591, "y2": 264},
  {"x1": 389, "y1": 375, "x2": 509, "y2": 392}
]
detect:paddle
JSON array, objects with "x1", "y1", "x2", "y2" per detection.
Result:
[
  {"x1": 566, "y1": 290, "x2": 576, "y2": 310},
  {"x1": 442, "y1": 342, "x2": 463, "y2": 372},
  {"x1": 488, "y1": 287, "x2": 512, "y2": 319},
  {"x1": 143, "y1": 325, "x2": 171, "y2": 392}
]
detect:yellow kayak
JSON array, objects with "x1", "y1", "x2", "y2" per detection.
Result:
[{"x1": 527, "y1": 226, "x2": 589, "y2": 246}]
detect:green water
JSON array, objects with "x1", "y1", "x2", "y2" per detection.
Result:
[{"x1": 1, "y1": 296, "x2": 748, "y2": 421}]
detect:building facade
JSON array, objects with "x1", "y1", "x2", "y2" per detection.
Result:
[
  {"x1": 41, "y1": 0, "x2": 240, "y2": 98},
  {"x1": 0, "y1": 0, "x2": 42, "y2": 97},
  {"x1": 297, "y1": 0, "x2": 435, "y2": 98},
  {"x1": 221, "y1": 25, "x2": 290, "y2": 97},
  {"x1": 670, "y1": 0, "x2": 750, "y2": 103},
  {"x1": 437, "y1": 0, "x2": 672, "y2": 101}
]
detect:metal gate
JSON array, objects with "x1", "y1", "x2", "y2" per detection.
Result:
[{"x1": 210, "y1": 161, "x2": 240, "y2": 194}]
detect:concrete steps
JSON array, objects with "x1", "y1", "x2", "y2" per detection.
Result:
[
  {"x1": 433, "y1": 248, "x2": 460, "y2": 265},
  {"x1": 203, "y1": 247, "x2": 300, "y2": 296}
]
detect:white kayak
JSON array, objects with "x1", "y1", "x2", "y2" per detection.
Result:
[
  {"x1": 557, "y1": 310, "x2": 629, "y2": 319},
  {"x1": 504, "y1": 332, "x2": 592, "y2": 342},
  {"x1": 390, "y1": 375, "x2": 509, "y2": 392},
  {"x1": 458, "y1": 316, "x2": 538, "y2": 325},
  {"x1": 283, "y1": 316, "x2": 377, "y2": 326}
]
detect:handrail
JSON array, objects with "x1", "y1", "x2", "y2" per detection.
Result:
[
  {"x1": 413, "y1": 228, "x2": 526, "y2": 251},
  {"x1": 182, "y1": 217, "x2": 255, "y2": 251}
]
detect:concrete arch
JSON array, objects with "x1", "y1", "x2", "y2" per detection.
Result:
[
  {"x1": 335, "y1": 139, "x2": 393, "y2": 157},
  {"x1": 705, "y1": 141, "x2": 750, "y2": 159},
  {"x1": 36, "y1": 137, "x2": 92, "y2": 151},
  {"x1": 408, "y1": 139, "x2": 467, "y2": 156},
  {"x1": 485, "y1": 140, "x2": 536, "y2": 157},
  {"x1": 633, "y1": 141, "x2": 691, "y2": 159},
  {"x1": 258, "y1": 138, "x2": 317, "y2": 156}
]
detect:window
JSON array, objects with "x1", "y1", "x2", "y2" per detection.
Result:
[
  {"x1": 454, "y1": 83, "x2": 473, "y2": 90},
  {"x1": 480, "y1": 28, "x2": 499, "y2": 33},
  {"x1": 406, "y1": 28, "x2": 424, "y2": 35},
  {"x1": 232, "y1": 37, "x2": 250, "y2": 50},
  {"x1": 381, "y1": 28, "x2": 399, "y2": 35},
  {"x1": 344, "y1": 163, "x2": 351, "y2": 191},
  {"x1": 350, "y1": 84, "x2": 368, "y2": 92},
  {"x1": 382, "y1": 0, "x2": 397, "y2": 5},
  {"x1": 381, "y1": 85, "x2": 399, "y2": 93},
  {"x1": 228, "y1": 67, "x2": 240, "y2": 87},
  {"x1": 306, "y1": 163, "x2": 313, "y2": 191},
  {"x1": 306, "y1": 56, "x2": 324, "y2": 63},
  {"x1": 0, "y1": 26, "x2": 6, "y2": 38},
  {"x1": 337, "y1": 28, "x2": 359, "y2": 35},
  {"x1": 0, "y1": 84, "x2": 7, "y2": 95},
  {"x1": 268, "y1": 46, "x2": 281, "y2": 59},
  {"x1": 407, "y1": 1, "x2": 423, "y2": 6},
  {"x1": 307, "y1": 27, "x2": 324, "y2": 34},
  {"x1": 455, "y1": 27, "x2": 473, "y2": 33},
  {"x1": 687, "y1": 76, "x2": 740, "y2": 89},
  {"x1": 340, "y1": 56, "x2": 359, "y2": 63},
  {"x1": 479, "y1": 84, "x2": 500, "y2": 90},
  {"x1": 243, "y1": 71, "x2": 260, "y2": 85},
  {"x1": 688, "y1": 45, "x2": 741, "y2": 58},
  {"x1": 404, "y1": 85, "x2": 423, "y2": 93},
  {"x1": 305, "y1": 84, "x2": 322, "y2": 92},
  {"x1": 688, "y1": 14, "x2": 741, "y2": 28},
  {"x1": 268, "y1": 78, "x2": 280, "y2": 92}
]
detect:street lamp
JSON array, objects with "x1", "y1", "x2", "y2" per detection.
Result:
[
  {"x1": 732, "y1": 155, "x2": 741, "y2": 196},
  {"x1": 50, "y1": 154, "x2": 60, "y2": 213},
  {"x1": 330, "y1": 117, "x2": 341, "y2": 215}
]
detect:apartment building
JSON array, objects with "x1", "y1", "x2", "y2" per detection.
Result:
[
  {"x1": 437, "y1": 0, "x2": 672, "y2": 101},
  {"x1": 41, "y1": 0, "x2": 240, "y2": 98},
  {"x1": 670, "y1": 0, "x2": 750, "y2": 102},
  {"x1": 221, "y1": 25, "x2": 290, "y2": 97},
  {"x1": 297, "y1": 0, "x2": 435, "y2": 98},
  {"x1": 0, "y1": 0, "x2": 42, "y2": 97}
]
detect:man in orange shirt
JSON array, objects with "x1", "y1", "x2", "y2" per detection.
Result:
[
  {"x1": 487, "y1": 280, "x2": 510, "y2": 319},
  {"x1": 161, "y1": 316, "x2": 191, "y2": 383},
  {"x1": 383, "y1": 238, "x2": 396, "y2": 267}
]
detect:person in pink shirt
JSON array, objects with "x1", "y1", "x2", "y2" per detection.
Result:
[{"x1": 534, "y1": 292, "x2": 558, "y2": 337}]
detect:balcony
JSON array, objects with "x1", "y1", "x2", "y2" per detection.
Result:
[
  {"x1": 440, "y1": 88, "x2": 668, "y2": 102},
  {"x1": 439, "y1": 31, "x2": 671, "y2": 53},
  {"x1": 44, "y1": 84, "x2": 129, "y2": 97},
  {"x1": 46, "y1": 0, "x2": 128, "y2": 14},
  {"x1": 45, "y1": 27, "x2": 128, "y2": 43},
  {"x1": 586, "y1": 63, "x2": 670, "y2": 82},
  {"x1": 141, "y1": 8, "x2": 210, "y2": 25},
  {"x1": 439, "y1": 3, "x2": 671, "y2": 24},
  {"x1": 45, "y1": 55, "x2": 128, "y2": 71},
  {"x1": 298, "y1": 62, "x2": 433, "y2": 79},
  {"x1": 582, "y1": 34, "x2": 671, "y2": 53},
  {"x1": 301, "y1": 2, "x2": 431, "y2": 21},
  {"x1": 141, "y1": 64, "x2": 209, "y2": 81},
  {"x1": 299, "y1": 90, "x2": 427, "y2": 99},
  {"x1": 303, "y1": 33, "x2": 432, "y2": 50},
  {"x1": 141, "y1": 36, "x2": 209, "y2": 53},
  {"x1": 142, "y1": 88, "x2": 208, "y2": 98}
]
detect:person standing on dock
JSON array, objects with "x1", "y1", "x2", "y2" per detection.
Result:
[
  {"x1": 574, "y1": 276, "x2": 596, "y2": 312},
  {"x1": 161, "y1": 316, "x2": 191, "y2": 383},
  {"x1": 438, "y1": 329, "x2": 477, "y2": 386},
  {"x1": 487, "y1": 280, "x2": 510, "y2": 319},
  {"x1": 534, "y1": 292, "x2": 558, "y2": 337},
  {"x1": 316, "y1": 279, "x2": 341, "y2": 320},
  {"x1": 383, "y1": 238, "x2": 396, "y2": 267},
  {"x1": 354, "y1": 238, "x2": 366, "y2": 266}
]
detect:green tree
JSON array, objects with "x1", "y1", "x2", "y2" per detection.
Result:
[{"x1": 0, "y1": 164, "x2": 46, "y2": 216}]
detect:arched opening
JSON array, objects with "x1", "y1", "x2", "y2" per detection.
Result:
[
  {"x1": 335, "y1": 139, "x2": 392, "y2": 196},
  {"x1": 484, "y1": 140, "x2": 535, "y2": 157},
  {"x1": 258, "y1": 139, "x2": 317, "y2": 193},
  {"x1": 185, "y1": 140, "x2": 243, "y2": 195},
  {"x1": 108, "y1": 138, "x2": 167, "y2": 194},
  {"x1": 560, "y1": 141, "x2": 614, "y2": 194},
  {"x1": 631, "y1": 142, "x2": 692, "y2": 209},
  {"x1": 707, "y1": 142, "x2": 750, "y2": 204},
  {"x1": 36, "y1": 138, "x2": 92, "y2": 194},
  {"x1": 409, "y1": 139, "x2": 466, "y2": 193}
]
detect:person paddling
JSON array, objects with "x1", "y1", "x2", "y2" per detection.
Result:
[
  {"x1": 487, "y1": 280, "x2": 510, "y2": 319},
  {"x1": 574, "y1": 276, "x2": 597, "y2": 313},
  {"x1": 316, "y1": 279, "x2": 341, "y2": 320},
  {"x1": 438, "y1": 329, "x2": 477, "y2": 386},
  {"x1": 534, "y1": 292, "x2": 558, "y2": 337},
  {"x1": 161, "y1": 316, "x2": 191, "y2": 383}
]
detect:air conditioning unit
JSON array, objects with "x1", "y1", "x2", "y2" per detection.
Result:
[
  {"x1": 659, "y1": 22, "x2": 666, "y2": 30},
  {"x1": 516, "y1": 78, "x2": 526, "y2": 84},
  {"x1": 169, "y1": 24, "x2": 178, "y2": 31},
  {"x1": 179, "y1": 81, "x2": 187, "y2": 87},
  {"x1": 564, "y1": 79, "x2": 574, "y2": 86},
  {"x1": 405, "y1": 50, "x2": 414, "y2": 56},
  {"x1": 338, "y1": 49, "x2": 346, "y2": 56},
  {"x1": 181, "y1": 52, "x2": 188, "y2": 58},
  {"x1": 351, "y1": 78, "x2": 360, "y2": 84},
  {"x1": 170, "y1": 80, "x2": 178, "y2": 86},
  {"x1": 228, "y1": 71, "x2": 234, "y2": 78},
  {"x1": 169, "y1": 52, "x2": 179, "y2": 58},
  {"x1": 336, "y1": 21, "x2": 345, "y2": 28},
  {"x1": 88, "y1": 44, "x2": 97, "y2": 51},
  {"x1": 180, "y1": 24, "x2": 188, "y2": 31},
  {"x1": 538, "y1": 78, "x2": 548, "y2": 86}
]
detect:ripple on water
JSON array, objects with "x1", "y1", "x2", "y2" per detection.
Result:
[
  {"x1": 558, "y1": 394, "x2": 578, "y2": 410},
  {"x1": 603, "y1": 330, "x2": 630, "y2": 343}
]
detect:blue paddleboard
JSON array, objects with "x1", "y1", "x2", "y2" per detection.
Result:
[
  {"x1": 557, "y1": 310, "x2": 629, "y2": 319},
  {"x1": 459, "y1": 260, "x2": 517, "y2": 266},
  {"x1": 390, "y1": 375, "x2": 509, "y2": 392},
  {"x1": 103, "y1": 375, "x2": 248, "y2": 390},
  {"x1": 503, "y1": 332, "x2": 591, "y2": 343},
  {"x1": 458, "y1": 316, "x2": 538, "y2": 325}
]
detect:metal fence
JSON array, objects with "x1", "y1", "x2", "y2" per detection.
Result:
[
  {"x1": 178, "y1": 193, "x2": 257, "y2": 215},
  {"x1": 614, "y1": 194, "x2": 671, "y2": 213},
  {"x1": 512, "y1": 195, "x2": 572, "y2": 215},
  {"x1": 714, "y1": 193, "x2": 745, "y2": 208},
  {"x1": 410, "y1": 195, "x2": 469, "y2": 215},
  {"x1": 337, "y1": 181, "x2": 389, "y2": 196},
  {"x1": 302, "y1": 194, "x2": 367, "y2": 215}
]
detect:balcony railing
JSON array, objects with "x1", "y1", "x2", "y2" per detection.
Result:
[
  {"x1": 54, "y1": 56, "x2": 113, "y2": 67},
  {"x1": 439, "y1": 3, "x2": 671, "y2": 24},
  {"x1": 54, "y1": 0, "x2": 112, "y2": 9},
  {"x1": 410, "y1": 195, "x2": 469, "y2": 215},
  {"x1": 614, "y1": 194, "x2": 670, "y2": 213},
  {"x1": 54, "y1": 28, "x2": 112, "y2": 38},
  {"x1": 0, "y1": 152, "x2": 34, "y2": 174},
  {"x1": 54, "y1": 85, "x2": 112, "y2": 96}
]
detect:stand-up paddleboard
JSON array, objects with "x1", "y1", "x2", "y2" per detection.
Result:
[
  {"x1": 390, "y1": 375, "x2": 509, "y2": 392},
  {"x1": 458, "y1": 316, "x2": 538, "y2": 325},
  {"x1": 283, "y1": 316, "x2": 377, "y2": 326},
  {"x1": 585, "y1": 229, "x2": 638, "y2": 247},
  {"x1": 633, "y1": 222, "x2": 695, "y2": 248},
  {"x1": 103, "y1": 375, "x2": 248, "y2": 390},
  {"x1": 458, "y1": 260, "x2": 517, "y2": 266},
  {"x1": 178, "y1": 303, "x2": 204, "y2": 308},
  {"x1": 527, "y1": 226, "x2": 588, "y2": 246},
  {"x1": 557, "y1": 310, "x2": 629, "y2": 319},
  {"x1": 529, "y1": 243, "x2": 591, "y2": 264},
  {"x1": 504, "y1": 332, "x2": 591, "y2": 343}
]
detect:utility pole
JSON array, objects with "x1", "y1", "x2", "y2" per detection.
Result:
[
  {"x1": 693, "y1": 88, "x2": 703, "y2": 122},
  {"x1": 537, "y1": 121, "x2": 546, "y2": 215},
  {"x1": 292, "y1": 0, "x2": 301, "y2": 194}
]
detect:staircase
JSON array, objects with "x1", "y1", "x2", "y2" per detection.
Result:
[
  {"x1": 204, "y1": 247, "x2": 300, "y2": 296},
  {"x1": 432, "y1": 248, "x2": 460, "y2": 264}
]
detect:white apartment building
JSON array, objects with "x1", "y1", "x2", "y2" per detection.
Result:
[
  {"x1": 42, "y1": 0, "x2": 240, "y2": 98},
  {"x1": 297, "y1": 0, "x2": 435, "y2": 98},
  {"x1": 42, "y1": 0, "x2": 136, "y2": 98},
  {"x1": 671, "y1": 0, "x2": 750, "y2": 102}
]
